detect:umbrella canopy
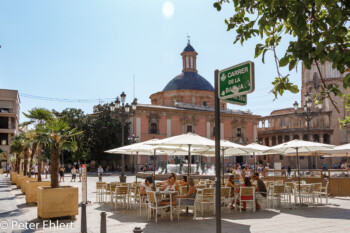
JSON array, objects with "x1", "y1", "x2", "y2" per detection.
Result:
[
  {"x1": 265, "y1": 139, "x2": 334, "y2": 205},
  {"x1": 146, "y1": 133, "x2": 215, "y2": 179},
  {"x1": 200, "y1": 140, "x2": 250, "y2": 156},
  {"x1": 265, "y1": 140, "x2": 334, "y2": 155},
  {"x1": 318, "y1": 143, "x2": 350, "y2": 157}
]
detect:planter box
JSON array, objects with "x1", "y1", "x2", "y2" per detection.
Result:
[
  {"x1": 25, "y1": 181, "x2": 51, "y2": 204},
  {"x1": 11, "y1": 172, "x2": 18, "y2": 184},
  {"x1": 21, "y1": 177, "x2": 38, "y2": 193},
  {"x1": 0, "y1": 169, "x2": 3, "y2": 174},
  {"x1": 37, "y1": 186, "x2": 78, "y2": 219},
  {"x1": 16, "y1": 174, "x2": 25, "y2": 188}
]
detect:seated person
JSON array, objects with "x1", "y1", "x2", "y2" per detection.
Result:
[
  {"x1": 160, "y1": 175, "x2": 180, "y2": 206},
  {"x1": 178, "y1": 176, "x2": 188, "y2": 186},
  {"x1": 226, "y1": 175, "x2": 236, "y2": 208},
  {"x1": 236, "y1": 177, "x2": 253, "y2": 211},
  {"x1": 252, "y1": 172, "x2": 267, "y2": 210},
  {"x1": 140, "y1": 176, "x2": 154, "y2": 196},
  {"x1": 176, "y1": 177, "x2": 196, "y2": 206}
]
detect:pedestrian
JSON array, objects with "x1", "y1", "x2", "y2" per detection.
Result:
[
  {"x1": 34, "y1": 164, "x2": 38, "y2": 178},
  {"x1": 287, "y1": 166, "x2": 291, "y2": 177},
  {"x1": 6, "y1": 164, "x2": 11, "y2": 177},
  {"x1": 59, "y1": 166, "x2": 65, "y2": 182},
  {"x1": 98, "y1": 165, "x2": 104, "y2": 182},
  {"x1": 78, "y1": 165, "x2": 82, "y2": 182},
  {"x1": 71, "y1": 166, "x2": 77, "y2": 182},
  {"x1": 44, "y1": 164, "x2": 49, "y2": 179}
]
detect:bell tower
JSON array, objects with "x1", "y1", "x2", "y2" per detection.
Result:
[{"x1": 181, "y1": 36, "x2": 198, "y2": 73}]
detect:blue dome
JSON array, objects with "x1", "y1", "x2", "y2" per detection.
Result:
[
  {"x1": 183, "y1": 44, "x2": 195, "y2": 52},
  {"x1": 163, "y1": 72, "x2": 214, "y2": 92}
]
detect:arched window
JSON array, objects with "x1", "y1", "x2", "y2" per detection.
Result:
[
  {"x1": 265, "y1": 138, "x2": 269, "y2": 146},
  {"x1": 324, "y1": 134, "x2": 330, "y2": 144},
  {"x1": 278, "y1": 135, "x2": 283, "y2": 144},
  {"x1": 284, "y1": 135, "x2": 290, "y2": 142},
  {"x1": 303, "y1": 134, "x2": 308, "y2": 141},
  {"x1": 186, "y1": 56, "x2": 189, "y2": 68},
  {"x1": 272, "y1": 136, "x2": 276, "y2": 146},
  {"x1": 313, "y1": 134, "x2": 320, "y2": 142},
  {"x1": 190, "y1": 57, "x2": 193, "y2": 68},
  {"x1": 150, "y1": 123, "x2": 158, "y2": 134},
  {"x1": 187, "y1": 125, "x2": 193, "y2": 133},
  {"x1": 293, "y1": 135, "x2": 299, "y2": 140}
]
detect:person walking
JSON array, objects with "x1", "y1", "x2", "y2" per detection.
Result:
[
  {"x1": 6, "y1": 164, "x2": 11, "y2": 177},
  {"x1": 34, "y1": 164, "x2": 38, "y2": 178},
  {"x1": 71, "y1": 166, "x2": 77, "y2": 182},
  {"x1": 44, "y1": 164, "x2": 49, "y2": 179},
  {"x1": 287, "y1": 166, "x2": 291, "y2": 177},
  {"x1": 59, "y1": 166, "x2": 65, "y2": 182},
  {"x1": 98, "y1": 165, "x2": 104, "y2": 182}
]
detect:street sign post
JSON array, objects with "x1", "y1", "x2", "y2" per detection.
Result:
[
  {"x1": 218, "y1": 61, "x2": 254, "y2": 99},
  {"x1": 224, "y1": 94, "x2": 247, "y2": 106}
]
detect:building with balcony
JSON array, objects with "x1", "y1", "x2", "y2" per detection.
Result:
[
  {"x1": 257, "y1": 62, "x2": 349, "y2": 169},
  {"x1": 0, "y1": 89, "x2": 20, "y2": 170}
]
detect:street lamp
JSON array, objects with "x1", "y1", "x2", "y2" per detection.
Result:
[
  {"x1": 110, "y1": 92, "x2": 137, "y2": 183},
  {"x1": 128, "y1": 134, "x2": 140, "y2": 174},
  {"x1": 293, "y1": 91, "x2": 322, "y2": 168}
]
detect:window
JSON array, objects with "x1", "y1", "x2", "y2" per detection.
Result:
[
  {"x1": 279, "y1": 155, "x2": 284, "y2": 160},
  {"x1": 280, "y1": 118, "x2": 286, "y2": 127},
  {"x1": 190, "y1": 57, "x2": 193, "y2": 68},
  {"x1": 186, "y1": 56, "x2": 189, "y2": 68},
  {"x1": 187, "y1": 125, "x2": 193, "y2": 133},
  {"x1": 150, "y1": 123, "x2": 158, "y2": 134},
  {"x1": 203, "y1": 101, "x2": 207, "y2": 106},
  {"x1": 237, "y1": 128, "x2": 241, "y2": 137},
  {"x1": 300, "y1": 156, "x2": 304, "y2": 160}
]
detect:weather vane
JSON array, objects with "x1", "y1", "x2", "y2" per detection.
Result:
[{"x1": 187, "y1": 34, "x2": 190, "y2": 44}]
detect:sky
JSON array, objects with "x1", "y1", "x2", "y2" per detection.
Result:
[{"x1": 0, "y1": 0, "x2": 302, "y2": 123}]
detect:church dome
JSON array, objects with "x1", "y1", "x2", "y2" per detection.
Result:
[{"x1": 163, "y1": 72, "x2": 214, "y2": 92}]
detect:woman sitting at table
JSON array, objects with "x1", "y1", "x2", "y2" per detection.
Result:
[
  {"x1": 140, "y1": 176, "x2": 154, "y2": 196},
  {"x1": 226, "y1": 175, "x2": 236, "y2": 209},
  {"x1": 178, "y1": 176, "x2": 187, "y2": 186},
  {"x1": 236, "y1": 177, "x2": 253, "y2": 211},
  {"x1": 160, "y1": 175, "x2": 180, "y2": 206},
  {"x1": 176, "y1": 177, "x2": 196, "y2": 205}
]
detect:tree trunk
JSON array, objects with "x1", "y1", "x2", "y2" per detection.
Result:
[
  {"x1": 23, "y1": 149, "x2": 29, "y2": 176},
  {"x1": 28, "y1": 144, "x2": 37, "y2": 178},
  {"x1": 16, "y1": 154, "x2": 20, "y2": 172},
  {"x1": 51, "y1": 147, "x2": 59, "y2": 188},
  {"x1": 37, "y1": 145, "x2": 42, "y2": 182}
]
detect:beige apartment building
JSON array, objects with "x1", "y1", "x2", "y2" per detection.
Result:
[{"x1": 0, "y1": 89, "x2": 20, "y2": 170}]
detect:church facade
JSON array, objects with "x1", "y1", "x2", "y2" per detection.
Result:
[{"x1": 128, "y1": 42, "x2": 260, "y2": 168}]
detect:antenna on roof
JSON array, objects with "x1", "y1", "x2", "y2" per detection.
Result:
[{"x1": 133, "y1": 74, "x2": 135, "y2": 99}]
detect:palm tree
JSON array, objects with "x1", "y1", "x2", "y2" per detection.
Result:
[
  {"x1": 10, "y1": 135, "x2": 23, "y2": 172},
  {"x1": 41, "y1": 119, "x2": 81, "y2": 188},
  {"x1": 26, "y1": 130, "x2": 38, "y2": 178},
  {"x1": 22, "y1": 108, "x2": 54, "y2": 181}
]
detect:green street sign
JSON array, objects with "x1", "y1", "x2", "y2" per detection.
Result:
[
  {"x1": 223, "y1": 94, "x2": 247, "y2": 106},
  {"x1": 218, "y1": 61, "x2": 254, "y2": 99}
]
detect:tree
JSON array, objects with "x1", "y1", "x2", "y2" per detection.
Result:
[
  {"x1": 40, "y1": 118, "x2": 81, "y2": 188},
  {"x1": 22, "y1": 108, "x2": 54, "y2": 181},
  {"x1": 214, "y1": 0, "x2": 350, "y2": 119},
  {"x1": 10, "y1": 135, "x2": 23, "y2": 172},
  {"x1": 83, "y1": 104, "x2": 129, "y2": 167},
  {"x1": 53, "y1": 108, "x2": 89, "y2": 163}
]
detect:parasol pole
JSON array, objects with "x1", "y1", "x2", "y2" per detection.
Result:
[
  {"x1": 254, "y1": 152, "x2": 256, "y2": 173},
  {"x1": 153, "y1": 149, "x2": 156, "y2": 188},
  {"x1": 135, "y1": 152, "x2": 138, "y2": 183},
  {"x1": 222, "y1": 148, "x2": 225, "y2": 186},
  {"x1": 296, "y1": 147, "x2": 301, "y2": 206}
]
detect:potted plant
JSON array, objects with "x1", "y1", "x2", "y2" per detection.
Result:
[{"x1": 36, "y1": 118, "x2": 81, "y2": 219}]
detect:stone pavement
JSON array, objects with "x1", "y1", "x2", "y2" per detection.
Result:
[{"x1": 0, "y1": 173, "x2": 350, "y2": 233}]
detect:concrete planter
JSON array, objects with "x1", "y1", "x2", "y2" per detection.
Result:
[
  {"x1": 25, "y1": 181, "x2": 51, "y2": 204},
  {"x1": 16, "y1": 174, "x2": 25, "y2": 188},
  {"x1": 37, "y1": 186, "x2": 78, "y2": 219},
  {"x1": 11, "y1": 172, "x2": 18, "y2": 185},
  {"x1": 21, "y1": 177, "x2": 38, "y2": 193}
]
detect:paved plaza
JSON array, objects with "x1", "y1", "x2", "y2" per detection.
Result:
[{"x1": 0, "y1": 174, "x2": 349, "y2": 233}]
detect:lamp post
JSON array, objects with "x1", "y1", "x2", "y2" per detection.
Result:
[
  {"x1": 128, "y1": 134, "x2": 140, "y2": 174},
  {"x1": 293, "y1": 91, "x2": 322, "y2": 168},
  {"x1": 110, "y1": 92, "x2": 137, "y2": 183}
]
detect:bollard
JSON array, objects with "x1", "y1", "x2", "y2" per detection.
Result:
[
  {"x1": 81, "y1": 204, "x2": 87, "y2": 233},
  {"x1": 100, "y1": 212, "x2": 107, "y2": 233},
  {"x1": 133, "y1": 227, "x2": 143, "y2": 233}
]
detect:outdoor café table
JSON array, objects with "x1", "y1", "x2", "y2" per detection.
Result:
[
  {"x1": 294, "y1": 183, "x2": 312, "y2": 204},
  {"x1": 155, "y1": 190, "x2": 178, "y2": 221}
]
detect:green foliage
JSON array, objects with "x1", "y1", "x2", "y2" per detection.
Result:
[{"x1": 214, "y1": 0, "x2": 350, "y2": 122}]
